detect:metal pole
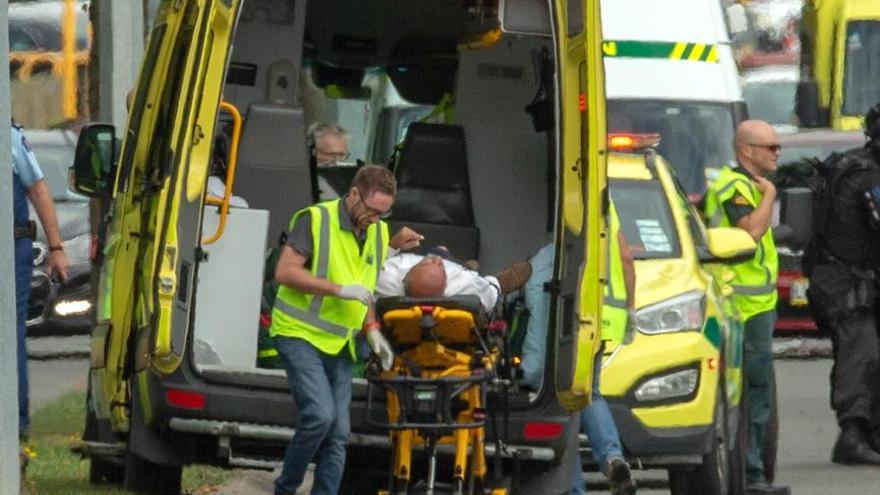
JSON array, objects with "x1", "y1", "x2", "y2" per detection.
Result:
[
  {"x1": 96, "y1": 0, "x2": 144, "y2": 129},
  {"x1": 0, "y1": 0, "x2": 23, "y2": 489}
]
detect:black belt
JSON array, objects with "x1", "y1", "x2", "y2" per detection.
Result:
[{"x1": 14, "y1": 220, "x2": 36, "y2": 240}]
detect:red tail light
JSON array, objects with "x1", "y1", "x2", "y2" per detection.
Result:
[
  {"x1": 165, "y1": 389, "x2": 206, "y2": 410},
  {"x1": 523, "y1": 422, "x2": 564, "y2": 440}
]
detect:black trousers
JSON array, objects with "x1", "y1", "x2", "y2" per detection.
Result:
[{"x1": 829, "y1": 310, "x2": 880, "y2": 429}]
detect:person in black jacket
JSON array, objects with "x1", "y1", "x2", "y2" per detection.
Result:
[{"x1": 806, "y1": 102, "x2": 880, "y2": 466}]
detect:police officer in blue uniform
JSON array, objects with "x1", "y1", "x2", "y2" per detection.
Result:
[{"x1": 11, "y1": 122, "x2": 69, "y2": 441}]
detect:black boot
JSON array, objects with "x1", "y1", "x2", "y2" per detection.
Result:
[{"x1": 832, "y1": 423, "x2": 880, "y2": 466}]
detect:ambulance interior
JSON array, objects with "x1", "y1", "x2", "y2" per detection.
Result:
[{"x1": 190, "y1": 1, "x2": 563, "y2": 398}]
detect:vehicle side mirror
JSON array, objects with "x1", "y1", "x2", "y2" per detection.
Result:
[
  {"x1": 795, "y1": 80, "x2": 822, "y2": 128},
  {"x1": 72, "y1": 123, "x2": 116, "y2": 197},
  {"x1": 778, "y1": 187, "x2": 813, "y2": 251},
  {"x1": 700, "y1": 227, "x2": 757, "y2": 264}
]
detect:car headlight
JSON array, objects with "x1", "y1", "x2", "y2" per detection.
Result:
[
  {"x1": 635, "y1": 291, "x2": 705, "y2": 334},
  {"x1": 634, "y1": 367, "x2": 699, "y2": 403}
]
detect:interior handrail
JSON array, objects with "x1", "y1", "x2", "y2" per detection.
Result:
[{"x1": 203, "y1": 100, "x2": 242, "y2": 245}]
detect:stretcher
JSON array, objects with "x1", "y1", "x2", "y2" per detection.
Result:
[{"x1": 368, "y1": 296, "x2": 511, "y2": 495}]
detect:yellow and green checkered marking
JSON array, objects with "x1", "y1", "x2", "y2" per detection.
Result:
[{"x1": 602, "y1": 40, "x2": 719, "y2": 63}]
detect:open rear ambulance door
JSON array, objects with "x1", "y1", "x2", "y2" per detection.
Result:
[
  {"x1": 101, "y1": 0, "x2": 242, "y2": 430},
  {"x1": 551, "y1": 0, "x2": 608, "y2": 411}
]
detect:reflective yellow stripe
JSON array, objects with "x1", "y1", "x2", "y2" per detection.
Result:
[
  {"x1": 706, "y1": 45, "x2": 719, "y2": 63},
  {"x1": 688, "y1": 43, "x2": 706, "y2": 61},
  {"x1": 258, "y1": 348, "x2": 278, "y2": 358},
  {"x1": 670, "y1": 42, "x2": 688, "y2": 60}
]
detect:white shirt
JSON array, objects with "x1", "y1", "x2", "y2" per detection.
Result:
[{"x1": 376, "y1": 253, "x2": 500, "y2": 313}]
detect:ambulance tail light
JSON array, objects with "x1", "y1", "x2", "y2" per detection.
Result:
[
  {"x1": 608, "y1": 132, "x2": 661, "y2": 151},
  {"x1": 166, "y1": 388, "x2": 206, "y2": 410},
  {"x1": 523, "y1": 421, "x2": 564, "y2": 440}
]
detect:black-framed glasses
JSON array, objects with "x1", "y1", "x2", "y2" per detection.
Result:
[
  {"x1": 748, "y1": 143, "x2": 782, "y2": 153},
  {"x1": 356, "y1": 189, "x2": 392, "y2": 219}
]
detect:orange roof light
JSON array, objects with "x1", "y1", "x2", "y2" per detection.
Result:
[{"x1": 608, "y1": 132, "x2": 662, "y2": 151}]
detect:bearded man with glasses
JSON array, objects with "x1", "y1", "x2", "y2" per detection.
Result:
[
  {"x1": 703, "y1": 120, "x2": 789, "y2": 495},
  {"x1": 270, "y1": 164, "x2": 423, "y2": 495}
]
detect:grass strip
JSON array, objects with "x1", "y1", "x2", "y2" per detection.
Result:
[{"x1": 24, "y1": 391, "x2": 230, "y2": 494}]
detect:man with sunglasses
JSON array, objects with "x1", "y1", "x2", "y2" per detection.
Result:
[
  {"x1": 806, "y1": 102, "x2": 880, "y2": 468},
  {"x1": 703, "y1": 120, "x2": 789, "y2": 495},
  {"x1": 269, "y1": 164, "x2": 423, "y2": 495}
]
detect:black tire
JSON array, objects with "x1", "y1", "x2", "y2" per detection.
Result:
[
  {"x1": 123, "y1": 450, "x2": 183, "y2": 494},
  {"x1": 761, "y1": 364, "x2": 779, "y2": 484},
  {"x1": 339, "y1": 446, "x2": 391, "y2": 495},
  {"x1": 84, "y1": 376, "x2": 125, "y2": 484},
  {"x1": 688, "y1": 392, "x2": 731, "y2": 495},
  {"x1": 668, "y1": 469, "x2": 692, "y2": 495},
  {"x1": 728, "y1": 390, "x2": 748, "y2": 495},
  {"x1": 88, "y1": 455, "x2": 125, "y2": 484}
]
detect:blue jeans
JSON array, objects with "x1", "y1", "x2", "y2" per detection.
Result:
[
  {"x1": 571, "y1": 343, "x2": 624, "y2": 494},
  {"x1": 15, "y1": 238, "x2": 33, "y2": 437},
  {"x1": 743, "y1": 309, "x2": 776, "y2": 484},
  {"x1": 520, "y1": 243, "x2": 555, "y2": 388},
  {"x1": 274, "y1": 337, "x2": 353, "y2": 495}
]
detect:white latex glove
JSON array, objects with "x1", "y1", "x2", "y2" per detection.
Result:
[
  {"x1": 365, "y1": 327, "x2": 395, "y2": 371},
  {"x1": 622, "y1": 308, "x2": 638, "y2": 345},
  {"x1": 337, "y1": 284, "x2": 373, "y2": 305}
]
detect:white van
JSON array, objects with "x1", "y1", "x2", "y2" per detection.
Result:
[{"x1": 601, "y1": 0, "x2": 748, "y2": 194}]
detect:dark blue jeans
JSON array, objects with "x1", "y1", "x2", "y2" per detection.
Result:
[
  {"x1": 15, "y1": 238, "x2": 33, "y2": 437},
  {"x1": 274, "y1": 336, "x2": 353, "y2": 495},
  {"x1": 743, "y1": 309, "x2": 776, "y2": 484},
  {"x1": 571, "y1": 342, "x2": 624, "y2": 494}
]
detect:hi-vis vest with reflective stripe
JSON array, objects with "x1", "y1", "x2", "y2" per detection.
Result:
[
  {"x1": 270, "y1": 199, "x2": 389, "y2": 357},
  {"x1": 602, "y1": 203, "x2": 627, "y2": 343},
  {"x1": 703, "y1": 166, "x2": 778, "y2": 321}
]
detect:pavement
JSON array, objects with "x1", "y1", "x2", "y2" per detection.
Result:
[{"x1": 22, "y1": 334, "x2": 842, "y2": 494}]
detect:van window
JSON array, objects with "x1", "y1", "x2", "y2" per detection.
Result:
[
  {"x1": 611, "y1": 178, "x2": 681, "y2": 259},
  {"x1": 608, "y1": 100, "x2": 736, "y2": 194},
  {"x1": 842, "y1": 21, "x2": 880, "y2": 117}
]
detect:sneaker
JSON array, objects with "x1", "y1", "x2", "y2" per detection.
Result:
[
  {"x1": 746, "y1": 480, "x2": 791, "y2": 495},
  {"x1": 493, "y1": 261, "x2": 532, "y2": 294},
  {"x1": 605, "y1": 456, "x2": 637, "y2": 495}
]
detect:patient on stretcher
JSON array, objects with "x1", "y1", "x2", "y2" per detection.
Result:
[{"x1": 375, "y1": 247, "x2": 533, "y2": 314}]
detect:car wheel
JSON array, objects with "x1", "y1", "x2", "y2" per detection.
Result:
[
  {"x1": 761, "y1": 364, "x2": 779, "y2": 484},
  {"x1": 123, "y1": 450, "x2": 182, "y2": 494},
  {"x1": 339, "y1": 446, "x2": 391, "y2": 495},
  {"x1": 728, "y1": 389, "x2": 748, "y2": 495},
  {"x1": 84, "y1": 376, "x2": 124, "y2": 484},
  {"x1": 688, "y1": 390, "x2": 730, "y2": 495}
]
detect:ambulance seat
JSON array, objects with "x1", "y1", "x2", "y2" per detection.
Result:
[
  {"x1": 389, "y1": 123, "x2": 480, "y2": 262},
  {"x1": 235, "y1": 102, "x2": 312, "y2": 243}
]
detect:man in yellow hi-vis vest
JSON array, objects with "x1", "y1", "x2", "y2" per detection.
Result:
[
  {"x1": 704, "y1": 120, "x2": 789, "y2": 495},
  {"x1": 573, "y1": 201, "x2": 637, "y2": 495},
  {"x1": 271, "y1": 165, "x2": 423, "y2": 495}
]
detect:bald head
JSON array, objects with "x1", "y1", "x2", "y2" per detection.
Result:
[
  {"x1": 403, "y1": 256, "x2": 447, "y2": 298},
  {"x1": 734, "y1": 120, "x2": 780, "y2": 176}
]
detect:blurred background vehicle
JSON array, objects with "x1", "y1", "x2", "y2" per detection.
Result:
[
  {"x1": 742, "y1": 64, "x2": 799, "y2": 133},
  {"x1": 602, "y1": 0, "x2": 745, "y2": 197},
  {"x1": 23, "y1": 127, "x2": 94, "y2": 336},
  {"x1": 9, "y1": 0, "x2": 91, "y2": 128}
]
